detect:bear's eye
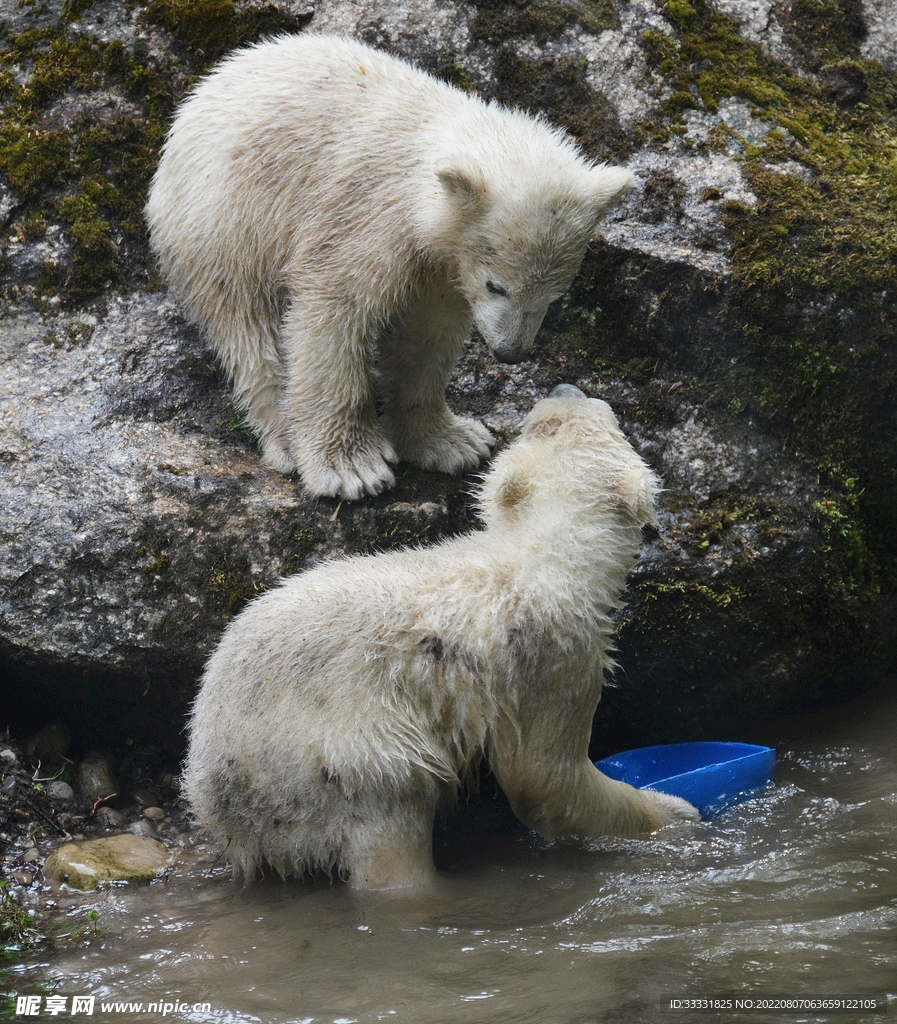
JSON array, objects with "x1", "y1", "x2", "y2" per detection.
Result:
[{"x1": 485, "y1": 280, "x2": 508, "y2": 296}]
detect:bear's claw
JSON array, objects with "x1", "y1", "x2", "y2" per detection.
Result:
[
  {"x1": 645, "y1": 790, "x2": 701, "y2": 825},
  {"x1": 299, "y1": 433, "x2": 398, "y2": 500},
  {"x1": 401, "y1": 415, "x2": 495, "y2": 475}
]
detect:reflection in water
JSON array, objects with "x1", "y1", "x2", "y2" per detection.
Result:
[{"x1": 15, "y1": 687, "x2": 897, "y2": 1023}]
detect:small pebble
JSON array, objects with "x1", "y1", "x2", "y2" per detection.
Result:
[
  {"x1": 95, "y1": 806, "x2": 127, "y2": 828},
  {"x1": 47, "y1": 780, "x2": 75, "y2": 805},
  {"x1": 127, "y1": 819, "x2": 158, "y2": 838},
  {"x1": 10, "y1": 869, "x2": 34, "y2": 886},
  {"x1": 22, "y1": 848, "x2": 42, "y2": 864},
  {"x1": 143, "y1": 806, "x2": 166, "y2": 821},
  {"x1": 0, "y1": 748, "x2": 16, "y2": 764},
  {"x1": 156, "y1": 772, "x2": 180, "y2": 792},
  {"x1": 131, "y1": 787, "x2": 163, "y2": 808},
  {"x1": 1, "y1": 775, "x2": 17, "y2": 799}
]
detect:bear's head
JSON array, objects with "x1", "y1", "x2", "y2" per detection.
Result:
[
  {"x1": 437, "y1": 156, "x2": 632, "y2": 364},
  {"x1": 478, "y1": 385, "x2": 658, "y2": 531}
]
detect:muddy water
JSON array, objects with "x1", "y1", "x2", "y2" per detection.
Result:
[{"x1": 15, "y1": 686, "x2": 897, "y2": 1024}]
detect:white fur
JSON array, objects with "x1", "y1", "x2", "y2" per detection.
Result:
[
  {"x1": 182, "y1": 389, "x2": 698, "y2": 890},
  {"x1": 146, "y1": 34, "x2": 633, "y2": 500}
]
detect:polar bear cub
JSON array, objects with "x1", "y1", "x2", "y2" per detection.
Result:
[
  {"x1": 146, "y1": 34, "x2": 633, "y2": 500},
  {"x1": 182, "y1": 386, "x2": 698, "y2": 889}
]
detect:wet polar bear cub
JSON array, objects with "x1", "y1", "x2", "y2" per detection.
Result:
[
  {"x1": 183, "y1": 387, "x2": 698, "y2": 889},
  {"x1": 146, "y1": 34, "x2": 633, "y2": 500}
]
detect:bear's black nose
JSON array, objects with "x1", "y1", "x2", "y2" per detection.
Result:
[{"x1": 549, "y1": 383, "x2": 586, "y2": 400}]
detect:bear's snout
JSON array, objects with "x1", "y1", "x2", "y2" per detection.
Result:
[{"x1": 491, "y1": 341, "x2": 531, "y2": 364}]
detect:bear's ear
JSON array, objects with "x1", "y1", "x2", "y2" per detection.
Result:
[
  {"x1": 479, "y1": 461, "x2": 533, "y2": 522},
  {"x1": 521, "y1": 414, "x2": 566, "y2": 440},
  {"x1": 612, "y1": 465, "x2": 659, "y2": 526},
  {"x1": 438, "y1": 163, "x2": 489, "y2": 208},
  {"x1": 588, "y1": 164, "x2": 635, "y2": 217},
  {"x1": 494, "y1": 471, "x2": 532, "y2": 512}
]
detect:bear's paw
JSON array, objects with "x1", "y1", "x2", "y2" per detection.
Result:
[
  {"x1": 261, "y1": 437, "x2": 299, "y2": 474},
  {"x1": 644, "y1": 789, "x2": 701, "y2": 826},
  {"x1": 299, "y1": 431, "x2": 398, "y2": 501},
  {"x1": 393, "y1": 414, "x2": 494, "y2": 476}
]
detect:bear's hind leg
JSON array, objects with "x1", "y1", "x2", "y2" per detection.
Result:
[
  {"x1": 345, "y1": 798, "x2": 438, "y2": 890},
  {"x1": 377, "y1": 295, "x2": 494, "y2": 475},
  {"x1": 200, "y1": 284, "x2": 295, "y2": 472},
  {"x1": 278, "y1": 299, "x2": 397, "y2": 500}
]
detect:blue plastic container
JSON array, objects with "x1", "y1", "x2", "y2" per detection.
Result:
[{"x1": 594, "y1": 741, "x2": 775, "y2": 818}]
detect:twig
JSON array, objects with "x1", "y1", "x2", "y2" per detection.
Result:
[
  {"x1": 89, "y1": 794, "x2": 118, "y2": 816},
  {"x1": 24, "y1": 798, "x2": 68, "y2": 836},
  {"x1": 31, "y1": 757, "x2": 73, "y2": 783}
]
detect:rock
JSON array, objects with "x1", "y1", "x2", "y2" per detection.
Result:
[
  {"x1": 126, "y1": 819, "x2": 159, "y2": 838},
  {"x1": 43, "y1": 835, "x2": 175, "y2": 890},
  {"x1": 156, "y1": 772, "x2": 180, "y2": 792},
  {"x1": 130, "y1": 787, "x2": 163, "y2": 808},
  {"x1": 46, "y1": 780, "x2": 74, "y2": 805},
  {"x1": 76, "y1": 750, "x2": 120, "y2": 805},
  {"x1": 143, "y1": 806, "x2": 166, "y2": 821},
  {"x1": 22, "y1": 848, "x2": 41, "y2": 864},
  {"x1": 0, "y1": 0, "x2": 894, "y2": 753},
  {"x1": 0, "y1": 749, "x2": 16, "y2": 764},
  {"x1": 1, "y1": 775, "x2": 16, "y2": 799},
  {"x1": 21, "y1": 723, "x2": 71, "y2": 764},
  {"x1": 10, "y1": 869, "x2": 34, "y2": 886},
  {"x1": 94, "y1": 806, "x2": 127, "y2": 828}
]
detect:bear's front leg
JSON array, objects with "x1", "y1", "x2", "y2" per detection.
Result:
[
  {"x1": 279, "y1": 301, "x2": 397, "y2": 500},
  {"x1": 494, "y1": 754, "x2": 699, "y2": 843},
  {"x1": 377, "y1": 291, "x2": 495, "y2": 476}
]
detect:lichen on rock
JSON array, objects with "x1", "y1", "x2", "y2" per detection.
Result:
[{"x1": 43, "y1": 834, "x2": 175, "y2": 889}]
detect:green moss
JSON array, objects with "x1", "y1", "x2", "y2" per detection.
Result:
[
  {"x1": 662, "y1": 0, "x2": 698, "y2": 29},
  {"x1": 471, "y1": 0, "x2": 618, "y2": 47},
  {"x1": 0, "y1": 882, "x2": 35, "y2": 954},
  {"x1": 220, "y1": 410, "x2": 263, "y2": 455},
  {"x1": 491, "y1": 47, "x2": 633, "y2": 162},
  {"x1": 0, "y1": 26, "x2": 172, "y2": 301},
  {"x1": 779, "y1": 0, "x2": 866, "y2": 72},
  {"x1": 281, "y1": 527, "x2": 320, "y2": 575},
  {"x1": 0, "y1": 4, "x2": 309, "y2": 304},
  {"x1": 676, "y1": 499, "x2": 765, "y2": 557},
  {"x1": 623, "y1": 0, "x2": 897, "y2": 598},
  {"x1": 138, "y1": 532, "x2": 172, "y2": 576},
  {"x1": 207, "y1": 563, "x2": 262, "y2": 610},
  {"x1": 57, "y1": 193, "x2": 119, "y2": 295},
  {"x1": 431, "y1": 59, "x2": 476, "y2": 94},
  {"x1": 641, "y1": 574, "x2": 747, "y2": 615},
  {"x1": 61, "y1": 0, "x2": 99, "y2": 20},
  {"x1": 143, "y1": 0, "x2": 311, "y2": 73}
]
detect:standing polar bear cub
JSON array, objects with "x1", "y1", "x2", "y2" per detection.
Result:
[
  {"x1": 183, "y1": 387, "x2": 698, "y2": 889},
  {"x1": 146, "y1": 34, "x2": 633, "y2": 500}
]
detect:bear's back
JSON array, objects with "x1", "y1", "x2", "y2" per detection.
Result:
[
  {"x1": 173, "y1": 34, "x2": 463, "y2": 149},
  {"x1": 163, "y1": 34, "x2": 588, "y2": 188}
]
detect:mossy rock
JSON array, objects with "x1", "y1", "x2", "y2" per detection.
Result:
[{"x1": 43, "y1": 835, "x2": 176, "y2": 890}]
